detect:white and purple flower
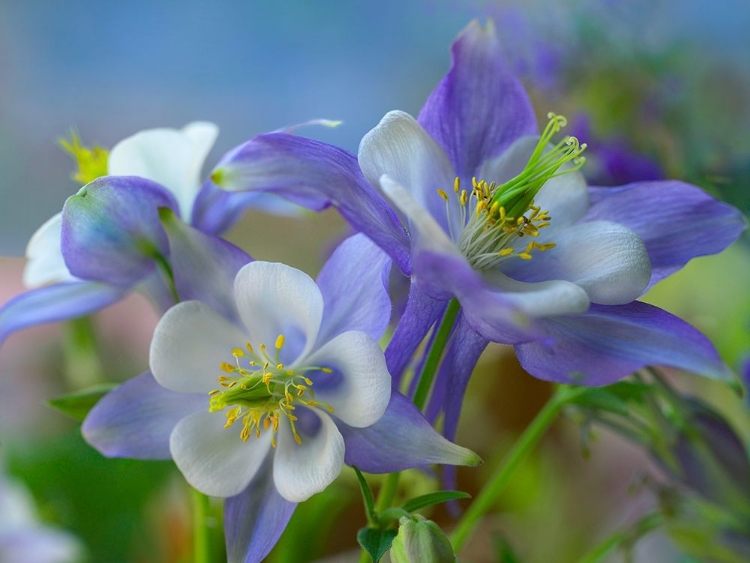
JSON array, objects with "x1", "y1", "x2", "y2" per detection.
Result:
[
  {"x1": 0, "y1": 122, "x2": 288, "y2": 348},
  {"x1": 83, "y1": 234, "x2": 479, "y2": 563},
  {"x1": 0, "y1": 473, "x2": 83, "y2": 563},
  {"x1": 209, "y1": 20, "x2": 746, "y2": 444}
]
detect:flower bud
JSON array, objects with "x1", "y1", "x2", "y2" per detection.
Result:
[{"x1": 390, "y1": 516, "x2": 456, "y2": 563}]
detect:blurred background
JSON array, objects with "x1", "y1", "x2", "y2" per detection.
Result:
[{"x1": 1, "y1": 0, "x2": 749, "y2": 561}]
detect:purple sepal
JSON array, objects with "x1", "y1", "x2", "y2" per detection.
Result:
[
  {"x1": 224, "y1": 459, "x2": 297, "y2": 563},
  {"x1": 339, "y1": 391, "x2": 477, "y2": 473},
  {"x1": 61, "y1": 176, "x2": 179, "y2": 287},
  {"x1": 385, "y1": 284, "x2": 446, "y2": 388},
  {"x1": 191, "y1": 181, "x2": 300, "y2": 236},
  {"x1": 316, "y1": 233, "x2": 392, "y2": 346},
  {"x1": 585, "y1": 181, "x2": 747, "y2": 290},
  {"x1": 426, "y1": 314, "x2": 488, "y2": 434},
  {"x1": 82, "y1": 372, "x2": 205, "y2": 460},
  {"x1": 160, "y1": 210, "x2": 251, "y2": 322},
  {"x1": 0, "y1": 281, "x2": 126, "y2": 347},
  {"x1": 418, "y1": 20, "x2": 537, "y2": 178},
  {"x1": 213, "y1": 133, "x2": 411, "y2": 274},
  {"x1": 414, "y1": 250, "x2": 540, "y2": 344},
  {"x1": 515, "y1": 301, "x2": 734, "y2": 386}
]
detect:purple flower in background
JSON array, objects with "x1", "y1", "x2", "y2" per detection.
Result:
[
  {"x1": 0, "y1": 473, "x2": 83, "y2": 563},
  {"x1": 0, "y1": 122, "x2": 291, "y2": 349},
  {"x1": 210, "y1": 19, "x2": 746, "y2": 445},
  {"x1": 83, "y1": 234, "x2": 479, "y2": 563}
]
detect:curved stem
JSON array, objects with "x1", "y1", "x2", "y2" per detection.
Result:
[
  {"x1": 450, "y1": 385, "x2": 587, "y2": 552},
  {"x1": 192, "y1": 489, "x2": 211, "y2": 563}
]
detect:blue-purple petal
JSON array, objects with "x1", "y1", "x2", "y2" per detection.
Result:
[
  {"x1": 61, "y1": 176, "x2": 179, "y2": 287},
  {"x1": 338, "y1": 391, "x2": 480, "y2": 473},
  {"x1": 191, "y1": 180, "x2": 301, "y2": 236},
  {"x1": 418, "y1": 20, "x2": 537, "y2": 178},
  {"x1": 212, "y1": 133, "x2": 411, "y2": 274},
  {"x1": 385, "y1": 284, "x2": 446, "y2": 388},
  {"x1": 316, "y1": 233, "x2": 392, "y2": 345},
  {"x1": 224, "y1": 460, "x2": 297, "y2": 563},
  {"x1": 585, "y1": 181, "x2": 747, "y2": 289},
  {"x1": 414, "y1": 250, "x2": 541, "y2": 344},
  {"x1": 515, "y1": 301, "x2": 734, "y2": 386},
  {"x1": 160, "y1": 210, "x2": 251, "y2": 322},
  {"x1": 0, "y1": 281, "x2": 126, "y2": 348},
  {"x1": 82, "y1": 372, "x2": 206, "y2": 460},
  {"x1": 426, "y1": 315, "x2": 488, "y2": 434}
]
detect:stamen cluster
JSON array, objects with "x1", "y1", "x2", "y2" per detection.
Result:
[
  {"x1": 437, "y1": 113, "x2": 586, "y2": 271},
  {"x1": 208, "y1": 335, "x2": 334, "y2": 447}
]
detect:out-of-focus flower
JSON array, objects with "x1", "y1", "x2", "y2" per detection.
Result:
[
  {"x1": 209, "y1": 20, "x2": 746, "y2": 446},
  {"x1": 390, "y1": 515, "x2": 456, "y2": 563},
  {"x1": 0, "y1": 473, "x2": 83, "y2": 563},
  {"x1": 0, "y1": 122, "x2": 289, "y2": 349},
  {"x1": 83, "y1": 235, "x2": 479, "y2": 563}
]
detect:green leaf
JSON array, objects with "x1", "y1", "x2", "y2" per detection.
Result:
[
  {"x1": 48, "y1": 383, "x2": 117, "y2": 421},
  {"x1": 570, "y1": 388, "x2": 630, "y2": 416},
  {"x1": 357, "y1": 527, "x2": 397, "y2": 563},
  {"x1": 352, "y1": 466, "x2": 378, "y2": 525},
  {"x1": 401, "y1": 490, "x2": 471, "y2": 513},
  {"x1": 605, "y1": 381, "x2": 652, "y2": 404},
  {"x1": 378, "y1": 507, "x2": 412, "y2": 525}
]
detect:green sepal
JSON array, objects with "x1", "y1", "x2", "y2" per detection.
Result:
[
  {"x1": 48, "y1": 383, "x2": 118, "y2": 421},
  {"x1": 357, "y1": 527, "x2": 397, "y2": 563},
  {"x1": 401, "y1": 490, "x2": 471, "y2": 513},
  {"x1": 569, "y1": 388, "x2": 630, "y2": 416}
]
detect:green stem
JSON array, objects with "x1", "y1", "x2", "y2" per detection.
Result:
[
  {"x1": 358, "y1": 299, "x2": 462, "y2": 562},
  {"x1": 450, "y1": 385, "x2": 587, "y2": 552},
  {"x1": 192, "y1": 489, "x2": 211, "y2": 563},
  {"x1": 576, "y1": 512, "x2": 663, "y2": 563},
  {"x1": 412, "y1": 298, "x2": 461, "y2": 411},
  {"x1": 63, "y1": 316, "x2": 103, "y2": 388}
]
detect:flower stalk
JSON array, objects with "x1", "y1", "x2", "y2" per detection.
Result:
[{"x1": 450, "y1": 385, "x2": 588, "y2": 552}]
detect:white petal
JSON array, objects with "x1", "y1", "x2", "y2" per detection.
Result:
[
  {"x1": 304, "y1": 331, "x2": 391, "y2": 428},
  {"x1": 359, "y1": 111, "x2": 460, "y2": 238},
  {"x1": 379, "y1": 174, "x2": 460, "y2": 257},
  {"x1": 479, "y1": 135, "x2": 589, "y2": 231},
  {"x1": 483, "y1": 271, "x2": 590, "y2": 318},
  {"x1": 150, "y1": 301, "x2": 247, "y2": 394},
  {"x1": 234, "y1": 262, "x2": 324, "y2": 364},
  {"x1": 108, "y1": 122, "x2": 218, "y2": 220},
  {"x1": 273, "y1": 412, "x2": 344, "y2": 502},
  {"x1": 510, "y1": 221, "x2": 652, "y2": 305},
  {"x1": 170, "y1": 410, "x2": 271, "y2": 497},
  {"x1": 23, "y1": 213, "x2": 76, "y2": 288}
]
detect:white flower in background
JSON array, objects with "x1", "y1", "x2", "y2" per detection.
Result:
[{"x1": 0, "y1": 474, "x2": 83, "y2": 563}]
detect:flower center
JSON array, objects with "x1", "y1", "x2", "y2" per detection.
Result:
[
  {"x1": 437, "y1": 113, "x2": 586, "y2": 271},
  {"x1": 60, "y1": 131, "x2": 109, "y2": 185},
  {"x1": 208, "y1": 334, "x2": 333, "y2": 447}
]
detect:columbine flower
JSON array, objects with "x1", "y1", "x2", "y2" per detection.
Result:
[
  {"x1": 0, "y1": 472, "x2": 83, "y2": 563},
  {"x1": 209, "y1": 20, "x2": 746, "y2": 444},
  {"x1": 0, "y1": 122, "x2": 277, "y2": 347},
  {"x1": 83, "y1": 235, "x2": 479, "y2": 563}
]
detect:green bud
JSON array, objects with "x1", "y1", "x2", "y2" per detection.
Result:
[{"x1": 390, "y1": 516, "x2": 456, "y2": 563}]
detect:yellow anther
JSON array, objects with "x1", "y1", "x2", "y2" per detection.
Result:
[
  {"x1": 454, "y1": 177, "x2": 460, "y2": 193},
  {"x1": 220, "y1": 362, "x2": 236, "y2": 373},
  {"x1": 275, "y1": 334, "x2": 285, "y2": 349},
  {"x1": 293, "y1": 434, "x2": 302, "y2": 445},
  {"x1": 304, "y1": 377, "x2": 313, "y2": 385},
  {"x1": 276, "y1": 363, "x2": 284, "y2": 370},
  {"x1": 437, "y1": 188, "x2": 449, "y2": 201},
  {"x1": 321, "y1": 368, "x2": 333, "y2": 374},
  {"x1": 518, "y1": 252, "x2": 533, "y2": 260},
  {"x1": 246, "y1": 342, "x2": 254, "y2": 354},
  {"x1": 232, "y1": 348, "x2": 245, "y2": 357},
  {"x1": 499, "y1": 248, "x2": 515, "y2": 256},
  {"x1": 460, "y1": 190, "x2": 468, "y2": 206}
]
